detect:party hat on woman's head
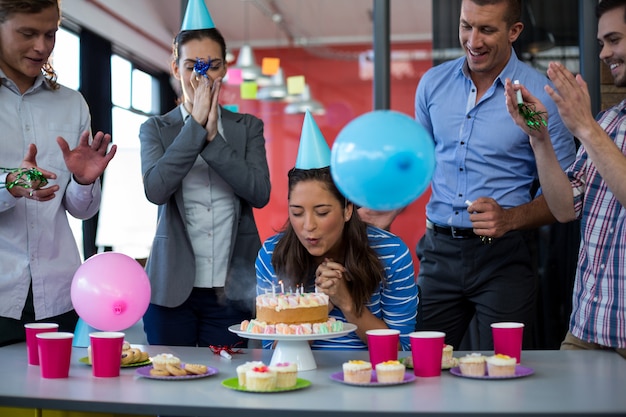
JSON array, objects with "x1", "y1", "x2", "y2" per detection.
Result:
[
  {"x1": 295, "y1": 110, "x2": 331, "y2": 169},
  {"x1": 181, "y1": 0, "x2": 215, "y2": 31}
]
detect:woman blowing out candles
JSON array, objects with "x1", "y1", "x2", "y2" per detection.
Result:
[{"x1": 256, "y1": 112, "x2": 418, "y2": 351}]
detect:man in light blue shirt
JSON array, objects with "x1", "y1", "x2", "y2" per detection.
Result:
[{"x1": 412, "y1": 0, "x2": 575, "y2": 350}]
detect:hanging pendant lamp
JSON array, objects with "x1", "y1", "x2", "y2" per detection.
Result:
[
  {"x1": 284, "y1": 84, "x2": 326, "y2": 115},
  {"x1": 229, "y1": 44, "x2": 262, "y2": 81},
  {"x1": 257, "y1": 68, "x2": 290, "y2": 101}
]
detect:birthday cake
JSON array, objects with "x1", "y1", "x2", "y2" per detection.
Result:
[
  {"x1": 240, "y1": 292, "x2": 345, "y2": 335},
  {"x1": 255, "y1": 292, "x2": 329, "y2": 324}
]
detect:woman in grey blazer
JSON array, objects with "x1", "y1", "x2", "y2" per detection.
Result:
[{"x1": 139, "y1": 25, "x2": 270, "y2": 347}]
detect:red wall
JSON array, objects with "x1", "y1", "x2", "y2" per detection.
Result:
[{"x1": 220, "y1": 42, "x2": 433, "y2": 270}]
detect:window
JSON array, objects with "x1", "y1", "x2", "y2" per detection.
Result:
[
  {"x1": 96, "y1": 55, "x2": 159, "y2": 260},
  {"x1": 54, "y1": 27, "x2": 84, "y2": 258}
]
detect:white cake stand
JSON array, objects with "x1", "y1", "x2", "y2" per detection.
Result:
[{"x1": 229, "y1": 323, "x2": 357, "y2": 371}]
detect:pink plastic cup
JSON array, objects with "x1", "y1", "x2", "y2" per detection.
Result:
[
  {"x1": 491, "y1": 322, "x2": 524, "y2": 363},
  {"x1": 89, "y1": 332, "x2": 125, "y2": 377},
  {"x1": 366, "y1": 329, "x2": 400, "y2": 366},
  {"x1": 36, "y1": 332, "x2": 74, "y2": 378},
  {"x1": 409, "y1": 331, "x2": 445, "y2": 377},
  {"x1": 24, "y1": 323, "x2": 59, "y2": 365}
]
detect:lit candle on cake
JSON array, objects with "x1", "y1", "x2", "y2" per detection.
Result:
[{"x1": 279, "y1": 280, "x2": 284, "y2": 293}]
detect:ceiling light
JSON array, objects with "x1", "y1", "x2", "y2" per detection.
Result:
[
  {"x1": 229, "y1": 44, "x2": 262, "y2": 81},
  {"x1": 257, "y1": 68, "x2": 290, "y2": 101},
  {"x1": 284, "y1": 84, "x2": 326, "y2": 115}
]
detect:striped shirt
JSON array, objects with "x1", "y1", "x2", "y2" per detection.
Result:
[
  {"x1": 256, "y1": 226, "x2": 418, "y2": 350},
  {"x1": 568, "y1": 99, "x2": 626, "y2": 348}
]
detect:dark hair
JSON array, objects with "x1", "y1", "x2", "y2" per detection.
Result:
[
  {"x1": 467, "y1": 0, "x2": 522, "y2": 27},
  {"x1": 596, "y1": 0, "x2": 626, "y2": 21},
  {"x1": 271, "y1": 167, "x2": 385, "y2": 316},
  {"x1": 172, "y1": 28, "x2": 227, "y2": 65},
  {"x1": 0, "y1": 0, "x2": 60, "y2": 89}
]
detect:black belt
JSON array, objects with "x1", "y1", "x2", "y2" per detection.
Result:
[{"x1": 426, "y1": 219, "x2": 478, "y2": 239}]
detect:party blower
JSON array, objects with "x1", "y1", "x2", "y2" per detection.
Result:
[
  {"x1": 71, "y1": 252, "x2": 151, "y2": 344},
  {"x1": 330, "y1": 110, "x2": 435, "y2": 211}
]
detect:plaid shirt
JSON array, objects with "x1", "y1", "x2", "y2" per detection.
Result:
[{"x1": 568, "y1": 99, "x2": 626, "y2": 348}]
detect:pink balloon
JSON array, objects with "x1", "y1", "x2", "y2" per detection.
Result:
[{"x1": 71, "y1": 252, "x2": 151, "y2": 332}]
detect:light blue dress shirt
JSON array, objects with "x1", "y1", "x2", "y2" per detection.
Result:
[{"x1": 415, "y1": 50, "x2": 576, "y2": 228}]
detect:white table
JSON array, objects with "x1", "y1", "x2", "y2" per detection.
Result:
[{"x1": 0, "y1": 343, "x2": 624, "y2": 416}]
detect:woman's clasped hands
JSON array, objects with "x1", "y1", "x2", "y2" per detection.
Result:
[
  {"x1": 189, "y1": 71, "x2": 222, "y2": 141},
  {"x1": 315, "y1": 258, "x2": 353, "y2": 313}
]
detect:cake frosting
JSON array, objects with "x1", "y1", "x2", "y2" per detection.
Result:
[
  {"x1": 458, "y1": 353, "x2": 486, "y2": 377},
  {"x1": 240, "y1": 318, "x2": 343, "y2": 335},
  {"x1": 486, "y1": 354, "x2": 516, "y2": 377},
  {"x1": 245, "y1": 364, "x2": 277, "y2": 391},
  {"x1": 236, "y1": 361, "x2": 265, "y2": 386},
  {"x1": 255, "y1": 292, "x2": 329, "y2": 324},
  {"x1": 375, "y1": 360, "x2": 406, "y2": 383},
  {"x1": 343, "y1": 360, "x2": 373, "y2": 384},
  {"x1": 269, "y1": 362, "x2": 298, "y2": 388}
]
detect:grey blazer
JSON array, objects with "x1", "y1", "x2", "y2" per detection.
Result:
[{"x1": 139, "y1": 106, "x2": 271, "y2": 312}]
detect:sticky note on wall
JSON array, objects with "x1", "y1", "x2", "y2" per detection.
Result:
[
  {"x1": 287, "y1": 75, "x2": 305, "y2": 95},
  {"x1": 240, "y1": 81, "x2": 258, "y2": 99},
  {"x1": 262, "y1": 57, "x2": 280, "y2": 76}
]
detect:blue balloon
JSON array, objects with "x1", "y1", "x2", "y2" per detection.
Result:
[{"x1": 330, "y1": 110, "x2": 435, "y2": 210}]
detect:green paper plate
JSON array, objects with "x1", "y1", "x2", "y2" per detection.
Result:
[
  {"x1": 78, "y1": 356, "x2": 152, "y2": 368},
  {"x1": 221, "y1": 377, "x2": 311, "y2": 393},
  {"x1": 399, "y1": 356, "x2": 458, "y2": 370}
]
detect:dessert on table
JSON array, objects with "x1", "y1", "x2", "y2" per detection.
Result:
[
  {"x1": 240, "y1": 291, "x2": 344, "y2": 335},
  {"x1": 485, "y1": 354, "x2": 517, "y2": 377},
  {"x1": 375, "y1": 360, "x2": 406, "y2": 383},
  {"x1": 234, "y1": 361, "x2": 299, "y2": 391},
  {"x1": 458, "y1": 353, "x2": 487, "y2": 377},
  {"x1": 342, "y1": 360, "x2": 373, "y2": 384},
  {"x1": 149, "y1": 353, "x2": 208, "y2": 377}
]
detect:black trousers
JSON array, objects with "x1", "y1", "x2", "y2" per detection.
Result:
[
  {"x1": 143, "y1": 287, "x2": 250, "y2": 348},
  {"x1": 0, "y1": 285, "x2": 78, "y2": 347},
  {"x1": 415, "y1": 228, "x2": 537, "y2": 350}
]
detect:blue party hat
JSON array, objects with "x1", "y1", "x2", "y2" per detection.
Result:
[
  {"x1": 181, "y1": 0, "x2": 215, "y2": 31},
  {"x1": 72, "y1": 318, "x2": 99, "y2": 348},
  {"x1": 295, "y1": 110, "x2": 330, "y2": 169}
]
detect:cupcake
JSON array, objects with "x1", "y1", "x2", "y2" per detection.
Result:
[
  {"x1": 342, "y1": 360, "x2": 373, "y2": 384},
  {"x1": 458, "y1": 353, "x2": 486, "y2": 377},
  {"x1": 269, "y1": 362, "x2": 298, "y2": 388},
  {"x1": 375, "y1": 360, "x2": 406, "y2": 383},
  {"x1": 246, "y1": 365, "x2": 277, "y2": 391},
  {"x1": 236, "y1": 361, "x2": 265, "y2": 386},
  {"x1": 441, "y1": 344, "x2": 454, "y2": 366},
  {"x1": 151, "y1": 353, "x2": 181, "y2": 371},
  {"x1": 486, "y1": 354, "x2": 516, "y2": 377}
]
